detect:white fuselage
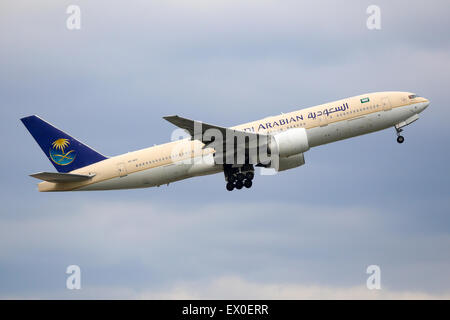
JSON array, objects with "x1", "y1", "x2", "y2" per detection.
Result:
[{"x1": 36, "y1": 91, "x2": 429, "y2": 192}]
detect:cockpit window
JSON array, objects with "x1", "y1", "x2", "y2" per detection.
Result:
[{"x1": 409, "y1": 94, "x2": 417, "y2": 99}]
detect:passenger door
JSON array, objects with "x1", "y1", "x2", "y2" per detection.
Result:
[
  {"x1": 117, "y1": 162, "x2": 128, "y2": 178},
  {"x1": 381, "y1": 96, "x2": 392, "y2": 111}
]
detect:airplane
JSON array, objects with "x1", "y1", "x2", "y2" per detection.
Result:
[{"x1": 21, "y1": 91, "x2": 429, "y2": 192}]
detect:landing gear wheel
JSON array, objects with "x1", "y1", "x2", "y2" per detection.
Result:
[
  {"x1": 397, "y1": 136, "x2": 405, "y2": 144},
  {"x1": 245, "y1": 171, "x2": 255, "y2": 181},
  {"x1": 237, "y1": 173, "x2": 245, "y2": 181},
  {"x1": 235, "y1": 180, "x2": 244, "y2": 190},
  {"x1": 226, "y1": 182, "x2": 235, "y2": 191},
  {"x1": 228, "y1": 175, "x2": 236, "y2": 183},
  {"x1": 244, "y1": 179, "x2": 252, "y2": 189}
]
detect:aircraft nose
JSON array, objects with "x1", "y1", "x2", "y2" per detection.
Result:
[
  {"x1": 413, "y1": 97, "x2": 430, "y2": 114},
  {"x1": 422, "y1": 98, "x2": 430, "y2": 111}
]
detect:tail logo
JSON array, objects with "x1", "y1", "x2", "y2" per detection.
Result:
[{"x1": 49, "y1": 138, "x2": 76, "y2": 166}]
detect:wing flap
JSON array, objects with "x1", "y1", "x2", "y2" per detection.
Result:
[
  {"x1": 163, "y1": 115, "x2": 266, "y2": 141},
  {"x1": 163, "y1": 115, "x2": 270, "y2": 165},
  {"x1": 30, "y1": 172, "x2": 95, "y2": 183}
]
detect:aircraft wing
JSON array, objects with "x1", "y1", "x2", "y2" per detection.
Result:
[
  {"x1": 163, "y1": 115, "x2": 269, "y2": 164},
  {"x1": 30, "y1": 172, "x2": 95, "y2": 183}
]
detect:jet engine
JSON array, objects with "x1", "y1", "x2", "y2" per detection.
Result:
[
  {"x1": 267, "y1": 128, "x2": 310, "y2": 172},
  {"x1": 269, "y1": 128, "x2": 310, "y2": 158},
  {"x1": 275, "y1": 153, "x2": 305, "y2": 171}
]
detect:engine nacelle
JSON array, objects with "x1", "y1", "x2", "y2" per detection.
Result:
[
  {"x1": 275, "y1": 153, "x2": 305, "y2": 172},
  {"x1": 269, "y1": 128, "x2": 310, "y2": 158}
]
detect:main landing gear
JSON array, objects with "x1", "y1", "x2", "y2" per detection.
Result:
[
  {"x1": 224, "y1": 164, "x2": 254, "y2": 191},
  {"x1": 395, "y1": 126, "x2": 405, "y2": 144}
]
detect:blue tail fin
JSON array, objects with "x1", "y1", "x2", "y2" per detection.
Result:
[{"x1": 21, "y1": 115, "x2": 108, "y2": 173}]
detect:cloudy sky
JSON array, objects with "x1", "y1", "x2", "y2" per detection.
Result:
[{"x1": 1, "y1": 0, "x2": 450, "y2": 299}]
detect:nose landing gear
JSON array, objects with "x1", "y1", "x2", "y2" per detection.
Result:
[
  {"x1": 395, "y1": 127, "x2": 405, "y2": 144},
  {"x1": 224, "y1": 164, "x2": 254, "y2": 191}
]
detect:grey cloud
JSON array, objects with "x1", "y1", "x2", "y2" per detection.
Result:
[
  {"x1": 0, "y1": 200, "x2": 449, "y2": 297},
  {"x1": 0, "y1": 0, "x2": 449, "y2": 299}
]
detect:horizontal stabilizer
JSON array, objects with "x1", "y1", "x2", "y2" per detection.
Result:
[{"x1": 30, "y1": 172, "x2": 95, "y2": 183}]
